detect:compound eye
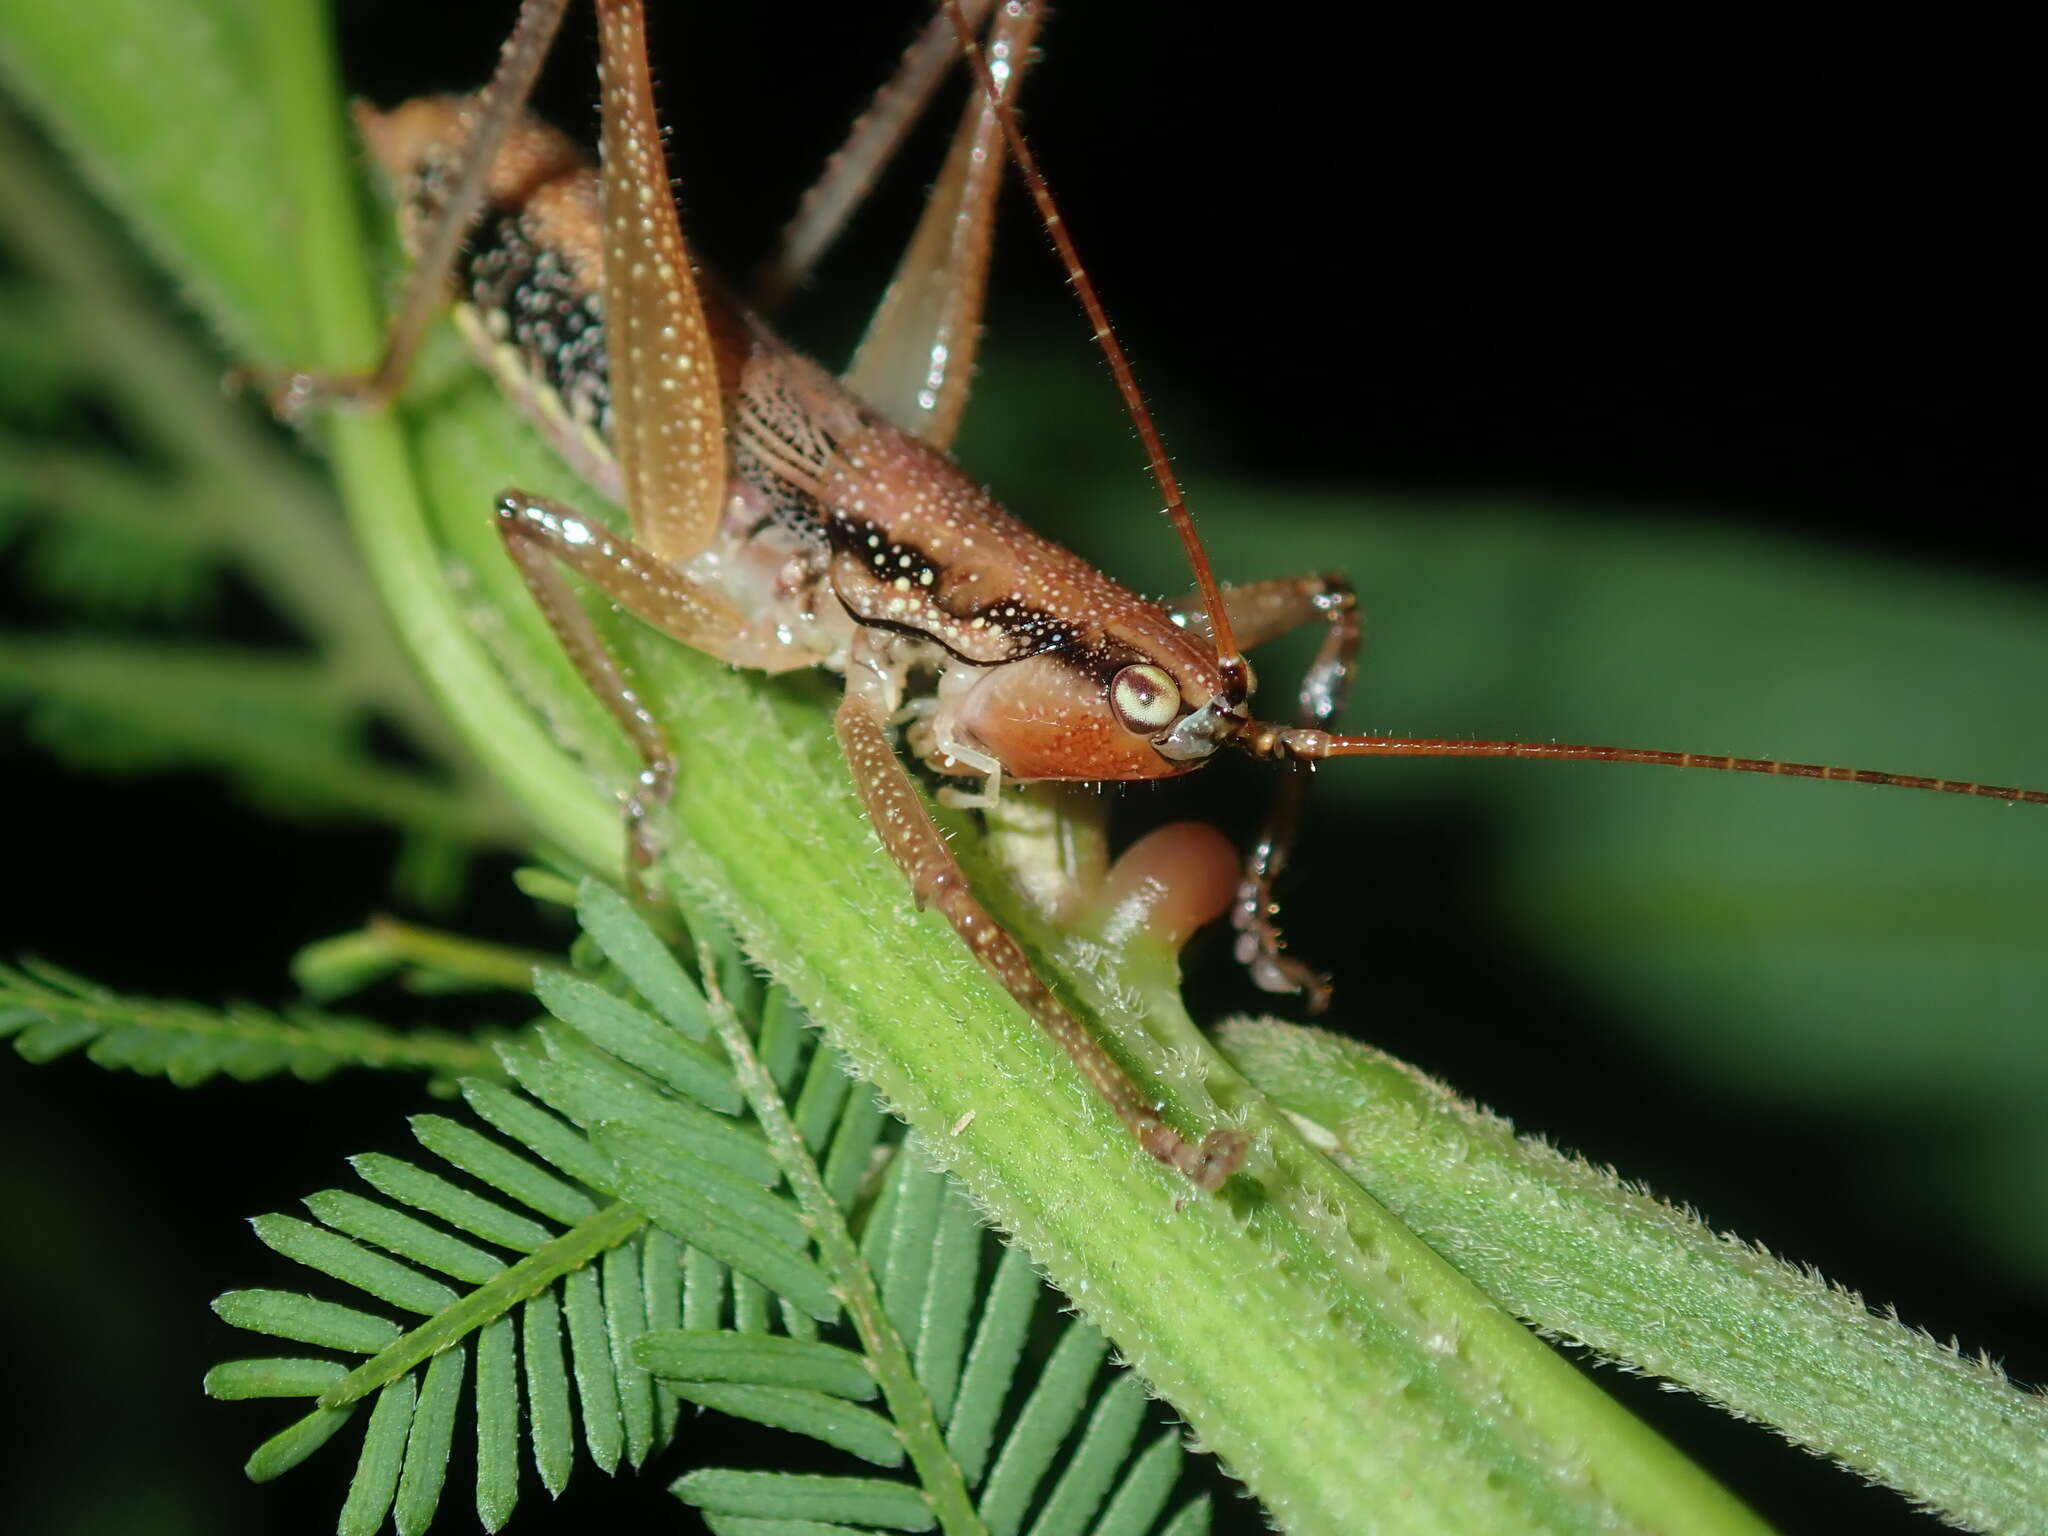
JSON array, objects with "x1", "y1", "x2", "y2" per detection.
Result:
[{"x1": 1109, "y1": 663, "x2": 1182, "y2": 735}]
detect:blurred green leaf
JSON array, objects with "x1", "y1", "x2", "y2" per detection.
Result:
[{"x1": 0, "y1": 0, "x2": 300, "y2": 358}]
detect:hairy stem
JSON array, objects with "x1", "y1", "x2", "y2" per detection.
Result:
[{"x1": 698, "y1": 947, "x2": 987, "y2": 1536}]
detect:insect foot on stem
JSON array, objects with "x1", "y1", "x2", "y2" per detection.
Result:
[
  {"x1": 623, "y1": 759, "x2": 676, "y2": 887},
  {"x1": 221, "y1": 360, "x2": 391, "y2": 424},
  {"x1": 1154, "y1": 1124, "x2": 1249, "y2": 1192}
]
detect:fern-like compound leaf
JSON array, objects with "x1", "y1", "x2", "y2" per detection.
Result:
[
  {"x1": 211, "y1": 889, "x2": 1223, "y2": 1535},
  {"x1": 1030, "y1": 1373, "x2": 1152, "y2": 1536},
  {"x1": 521, "y1": 1290, "x2": 575, "y2": 1498},
  {"x1": 251, "y1": 1212, "x2": 460, "y2": 1315},
  {"x1": 0, "y1": 447, "x2": 224, "y2": 620},
  {"x1": 303, "y1": 1188, "x2": 507, "y2": 1284},
  {"x1": 0, "y1": 958, "x2": 498, "y2": 1086},
  {"x1": 534, "y1": 968, "x2": 737, "y2": 1113},
  {"x1": 598, "y1": 1123, "x2": 839, "y2": 1321},
  {"x1": 561, "y1": 1264, "x2": 623, "y2": 1473},
  {"x1": 641, "y1": 1227, "x2": 686, "y2": 1443},
  {"x1": 601, "y1": 1241, "x2": 658, "y2": 1466},
  {"x1": 456, "y1": 1079, "x2": 621, "y2": 1192},
  {"x1": 245, "y1": 1401, "x2": 355, "y2": 1484},
  {"x1": 913, "y1": 1183, "x2": 984, "y2": 1425},
  {"x1": 0, "y1": 637, "x2": 502, "y2": 840},
  {"x1": 348, "y1": 1152, "x2": 554, "y2": 1252},
  {"x1": 570, "y1": 879, "x2": 709, "y2": 1040},
  {"x1": 977, "y1": 1317, "x2": 1110, "y2": 1533},
  {"x1": 407, "y1": 1113, "x2": 597, "y2": 1223},
  {"x1": 1088, "y1": 1431, "x2": 1189, "y2": 1536},
  {"x1": 674, "y1": 1383, "x2": 905, "y2": 1468},
  {"x1": 874, "y1": 1143, "x2": 947, "y2": 1336}
]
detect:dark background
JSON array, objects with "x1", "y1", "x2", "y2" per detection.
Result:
[
  {"x1": 396, "y1": 0, "x2": 2033, "y2": 577},
  {"x1": 2, "y1": 2, "x2": 2037, "y2": 1533}
]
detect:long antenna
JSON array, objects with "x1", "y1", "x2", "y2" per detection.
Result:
[
  {"x1": 1241, "y1": 729, "x2": 2048, "y2": 805},
  {"x1": 938, "y1": 0, "x2": 1245, "y2": 692}
]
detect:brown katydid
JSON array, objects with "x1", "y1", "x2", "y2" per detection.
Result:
[{"x1": 282, "y1": 0, "x2": 2046, "y2": 1192}]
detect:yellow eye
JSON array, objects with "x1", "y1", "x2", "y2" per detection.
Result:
[{"x1": 1109, "y1": 663, "x2": 1181, "y2": 734}]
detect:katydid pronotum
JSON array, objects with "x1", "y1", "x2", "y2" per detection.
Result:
[{"x1": 281, "y1": 0, "x2": 2047, "y2": 1192}]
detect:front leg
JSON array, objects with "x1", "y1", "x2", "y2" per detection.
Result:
[
  {"x1": 1173, "y1": 575, "x2": 1360, "y2": 1010},
  {"x1": 834, "y1": 653, "x2": 1245, "y2": 1191}
]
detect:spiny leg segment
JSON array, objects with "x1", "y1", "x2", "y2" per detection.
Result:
[
  {"x1": 1231, "y1": 578, "x2": 1359, "y2": 1009},
  {"x1": 837, "y1": 651, "x2": 1246, "y2": 1190},
  {"x1": 753, "y1": 0, "x2": 998, "y2": 312},
  {"x1": 1173, "y1": 576, "x2": 1362, "y2": 1009},
  {"x1": 497, "y1": 487, "x2": 790, "y2": 867},
  {"x1": 845, "y1": 1, "x2": 1043, "y2": 450}
]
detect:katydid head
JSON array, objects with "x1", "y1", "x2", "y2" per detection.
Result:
[{"x1": 943, "y1": 605, "x2": 1249, "y2": 782}]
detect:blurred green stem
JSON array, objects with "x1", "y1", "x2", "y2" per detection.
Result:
[{"x1": 0, "y1": 104, "x2": 498, "y2": 821}]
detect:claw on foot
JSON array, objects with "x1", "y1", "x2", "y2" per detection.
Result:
[
  {"x1": 1233, "y1": 878, "x2": 1334, "y2": 1014},
  {"x1": 1144, "y1": 1122, "x2": 1247, "y2": 1192},
  {"x1": 223, "y1": 362, "x2": 383, "y2": 423}
]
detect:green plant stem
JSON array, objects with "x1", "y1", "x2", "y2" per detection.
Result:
[
  {"x1": 1220, "y1": 1018, "x2": 2048, "y2": 1536},
  {"x1": 699, "y1": 953, "x2": 986, "y2": 1536},
  {"x1": 0, "y1": 109, "x2": 481, "y2": 793},
  {"x1": 242, "y1": 2, "x2": 620, "y2": 870},
  {"x1": 363, "y1": 917, "x2": 560, "y2": 994},
  {"x1": 0, "y1": 959, "x2": 502, "y2": 1085}
]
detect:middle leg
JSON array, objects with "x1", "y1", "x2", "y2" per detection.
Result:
[{"x1": 494, "y1": 489, "x2": 801, "y2": 869}]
